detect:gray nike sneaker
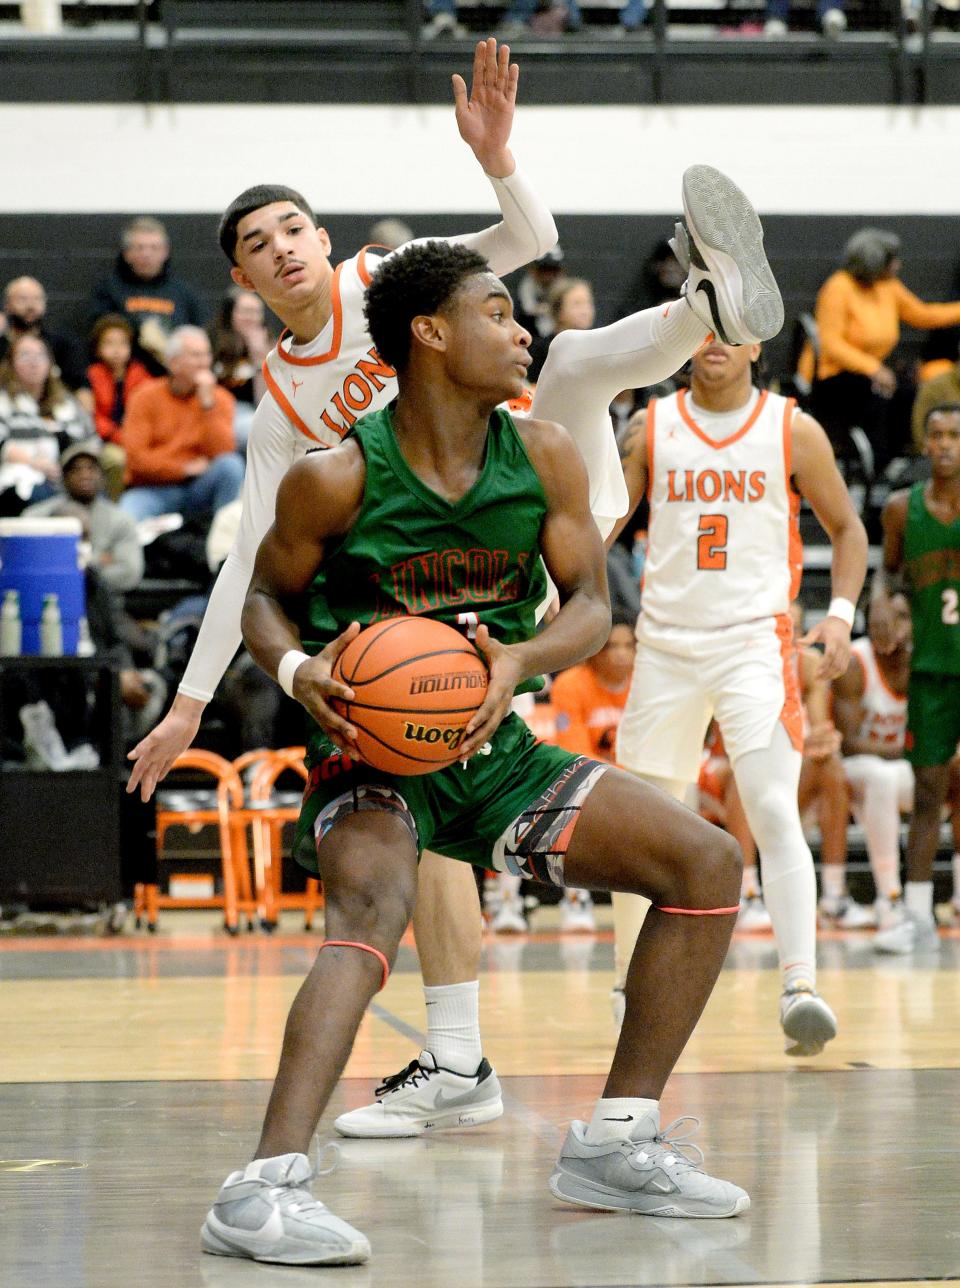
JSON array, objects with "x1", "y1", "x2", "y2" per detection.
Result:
[
  {"x1": 334, "y1": 1049, "x2": 503, "y2": 1138},
  {"x1": 549, "y1": 1113, "x2": 750, "y2": 1218},
  {"x1": 670, "y1": 164, "x2": 784, "y2": 346},
  {"x1": 874, "y1": 906, "x2": 940, "y2": 955},
  {"x1": 779, "y1": 982, "x2": 838, "y2": 1056},
  {"x1": 201, "y1": 1152, "x2": 370, "y2": 1265}
]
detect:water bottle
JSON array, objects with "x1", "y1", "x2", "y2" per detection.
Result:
[
  {"x1": 40, "y1": 592, "x2": 63, "y2": 657},
  {"x1": 76, "y1": 615, "x2": 95, "y2": 658},
  {"x1": 0, "y1": 588, "x2": 21, "y2": 656}
]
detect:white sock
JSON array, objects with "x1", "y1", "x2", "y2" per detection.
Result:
[
  {"x1": 498, "y1": 871, "x2": 521, "y2": 901},
  {"x1": 741, "y1": 864, "x2": 761, "y2": 899},
  {"x1": 904, "y1": 880, "x2": 933, "y2": 921},
  {"x1": 952, "y1": 854, "x2": 960, "y2": 907},
  {"x1": 585, "y1": 1096, "x2": 660, "y2": 1145},
  {"x1": 821, "y1": 866, "x2": 846, "y2": 903},
  {"x1": 423, "y1": 980, "x2": 482, "y2": 1075}
]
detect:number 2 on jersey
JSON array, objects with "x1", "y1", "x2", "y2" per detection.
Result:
[
  {"x1": 943, "y1": 588, "x2": 960, "y2": 625},
  {"x1": 697, "y1": 514, "x2": 729, "y2": 570}
]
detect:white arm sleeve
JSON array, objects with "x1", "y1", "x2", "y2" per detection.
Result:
[
  {"x1": 409, "y1": 166, "x2": 557, "y2": 279},
  {"x1": 177, "y1": 394, "x2": 301, "y2": 703}
]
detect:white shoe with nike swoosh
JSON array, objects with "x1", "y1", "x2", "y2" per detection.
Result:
[
  {"x1": 670, "y1": 164, "x2": 784, "y2": 346},
  {"x1": 333, "y1": 1049, "x2": 503, "y2": 1138}
]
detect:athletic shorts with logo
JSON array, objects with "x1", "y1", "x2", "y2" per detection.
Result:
[
  {"x1": 294, "y1": 712, "x2": 609, "y2": 886},
  {"x1": 906, "y1": 671, "x2": 960, "y2": 766},
  {"x1": 616, "y1": 614, "x2": 802, "y2": 782}
]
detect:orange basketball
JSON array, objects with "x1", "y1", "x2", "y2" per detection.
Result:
[{"x1": 331, "y1": 617, "x2": 489, "y2": 775}]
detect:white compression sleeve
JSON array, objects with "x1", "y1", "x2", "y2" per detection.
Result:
[
  {"x1": 732, "y1": 723, "x2": 817, "y2": 987},
  {"x1": 178, "y1": 395, "x2": 301, "y2": 703},
  {"x1": 437, "y1": 166, "x2": 558, "y2": 278}
]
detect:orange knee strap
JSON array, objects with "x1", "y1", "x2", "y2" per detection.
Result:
[
  {"x1": 656, "y1": 904, "x2": 740, "y2": 916},
  {"x1": 319, "y1": 940, "x2": 390, "y2": 991}
]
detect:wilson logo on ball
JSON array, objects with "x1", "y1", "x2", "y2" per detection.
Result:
[
  {"x1": 402, "y1": 723, "x2": 467, "y2": 751},
  {"x1": 409, "y1": 671, "x2": 486, "y2": 695}
]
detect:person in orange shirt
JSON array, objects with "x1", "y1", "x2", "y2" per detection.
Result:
[
  {"x1": 120, "y1": 326, "x2": 242, "y2": 524},
  {"x1": 552, "y1": 611, "x2": 636, "y2": 932},
  {"x1": 811, "y1": 228, "x2": 960, "y2": 472}
]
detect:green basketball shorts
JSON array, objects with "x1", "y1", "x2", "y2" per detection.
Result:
[{"x1": 905, "y1": 670, "x2": 960, "y2": 767}]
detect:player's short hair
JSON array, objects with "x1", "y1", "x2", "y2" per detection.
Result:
[
  {"x1": 924, "y1": 403, "x2": 960, "y2": 430},
  {"x1": 218, "y1": 185, "x2": 317, "y2": 264},
  {"x1": 363, "y1": 240, "x2": 490, "y2": 372},
  {"x1": 843, "y1": 228, "x2": 901, "y2": 286}
]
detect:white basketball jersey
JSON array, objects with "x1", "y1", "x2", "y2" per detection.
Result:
[
  {"x1": 642, "y1": 387, "x2": 801, "y2": 630},
  {"x1": 849, "y1": 637, "x2": 907, "y2": 754},
  {"x1": 261, "y1": 247, "x2": 397, "y2": 448}
]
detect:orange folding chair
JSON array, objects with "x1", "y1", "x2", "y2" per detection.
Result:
[
  {"x1": 133, "y1": 749, "x2": 256, "y2": 934},
  {"x1": 245, "y1": 747, "x2": 322, "y2": 932}
]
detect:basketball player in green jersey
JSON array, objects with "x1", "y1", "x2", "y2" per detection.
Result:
[
  {"x1": 201, "y1": 242, "x2": 748, "y2": 1266},
  {"x1": 872, "y1": 403, "x2": 960, "y2": 954}
]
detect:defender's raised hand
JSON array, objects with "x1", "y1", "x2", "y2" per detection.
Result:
[{"x1": 452, "y1": 38, "x2": 518, "y2": 178}]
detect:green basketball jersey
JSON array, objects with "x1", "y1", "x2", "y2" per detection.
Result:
[
  {"x1": 904, "y1": 481, "x2": 960, "y2": 675},
  {"x1": 299, "y1": 405, "x2": 549, "y2": 761}
]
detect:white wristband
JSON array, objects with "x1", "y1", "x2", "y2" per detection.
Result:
[
  {"x1": 277, "y1": 649, "x2": 310, "y2": 699},
  {"x1": 827, "y1": 597, "x2": 856, "y2": 629}
]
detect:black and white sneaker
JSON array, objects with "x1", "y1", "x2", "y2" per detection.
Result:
[
  {"x1": 333, "y1": 1050, "x2": 504, "y2": 1138},
  {"x1": 670, "y1": 164, "x2": 784, "y2": 346}
]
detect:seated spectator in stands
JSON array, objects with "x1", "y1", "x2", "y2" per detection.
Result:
[
  {"x1": 616, "y1": 238, "x2": 686, "y2": 321},
  {"x1": 500, "y1": 0, "x2": 646, "y2": 34},
  {"x1": 764, "y1": 0, "x2": 846, "y2": 37},
  {"x1": 209, "y1": 288, "x2": 272, "y2": 453},
  {"x1": 912, "y1": 345, "x2": 960, "y2": 451},
  {"x1": 368, "y1": 217, "x2": 414, "y2": 250},
  {"x1": 87, "y1": 313, "x2": 152, "y2": 499},
  {"x1": 513, "y1": 245, "x2": 565, "y2": 341},
  {"x1": 26, "y1": 438, "x2": 144, "y2": 593},
  {"x1": 0, "y1": 332, "x2": 91, "y2": 516},
  {"x1": 528, "y1": 276, "x2": 595, "y2": 380},
  {"x1": 120, "y1": 326, "x2": 241, "y2": 524},
  {"x1": 811, "y1": 228, "x2": 960, "y2": 472},
  {"x1": 421, "y1": 0, "x2": 468, "y2": 39},
  {"x1": 0, "y1": 275, "x2": 90, "y2": 403},
  {"x1": 90, "y1": 216, "x2": 206, "y2": 376}
]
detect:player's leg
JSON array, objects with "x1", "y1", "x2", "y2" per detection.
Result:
[
  {"x1": 536, "y1": 767, "x2": 748, "y2": 1217},
  {"x1": 844, "y1": 755, "x2": 907, "y2": 920},
  {"x1": 203, "y1": 806, "x2": 420, "y2": 1266},
  {"x1": 805, "y1": 754, "x2": 868, "y2": 927},
  {"x1": 334, "y1": 848, "x2": 504, "y2": 1138}
]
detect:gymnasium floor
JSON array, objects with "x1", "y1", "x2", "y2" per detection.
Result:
[{"x1": 2, "y1": 911, "x2": 959, "y2": 1288}]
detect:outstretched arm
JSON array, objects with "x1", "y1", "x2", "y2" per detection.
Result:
[{"x1": 409, "y1": 39, "x2": 557, "y2": 277}]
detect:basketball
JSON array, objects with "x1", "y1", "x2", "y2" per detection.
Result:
[{"x1": 331, "y1": 616, "x2": 489, "y2": 775}]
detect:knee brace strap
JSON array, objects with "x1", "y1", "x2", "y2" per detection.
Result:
[
  {"x1": 656, "y1": 904, "x2": 740, "y2": 916},
  {"x1": 319, "y1": 940, "x2": 390, "y2": 991}
]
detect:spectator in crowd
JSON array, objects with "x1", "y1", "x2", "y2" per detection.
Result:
[
  {"x1": 811, "y1": 228, "x2": 960, "y2": 472},
  {"x1": 421, "y1": 1, "x2": 468, "y2": 39},
  {"x1": 764, "y1": 0, "x2": 846, "y2": 37},
  {"x1": 89, "y1": 217, "x2": 206, "y2": 376},
  {"x1": 0, "y1": 275, "x2": 90, "y2": 400},
  {"x1": 0, "y1": 332, "x2": 91, "y2": 515},
  {"x1": 616, "y1": 238, "x2": 687, "y2": 320},
  {"x1": 368, "y1": 217, "x2": 414, "y2": 250},
  {"x1": 912, "y1": 345, "x2": 960, "y2": 451},
  {"x1": 512, "y1": 245, "x2": 565, "y2": 342},
  {"x1": 209, "y1": 287, "x2": 273, "y2": 452},
  {"x1": 26, "y1": 438, "x2": 144, "y2": 593},
  {"x1": 87, "y1": 313, "x2": 153, "y2": 499},
  {"x1": 120, "y1": 326, "x2": 241, "y2": 524},
  {"x1": 528, "y1": 276, "x2": 596, "y2": 380},
  {"x1": 499, "y1": 0, "x2": 646, "y2": 35}
]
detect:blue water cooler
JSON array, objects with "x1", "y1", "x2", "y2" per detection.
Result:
[{"x1": 0, "y1": 516, "x2": 86, "y2": 655}]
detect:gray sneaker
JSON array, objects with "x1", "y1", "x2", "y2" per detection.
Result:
[
  {"x1": 779, "y1": 982, "x2": 838, "y2": 1056},
  {"x1": 549, "y1": 1113, "x2": 750, "y2": 1218},
  {"x1": 201, "y1": 1152, "x2": 370, "y2": 1265},
  {"x1": 334, "y1": 1050, "x2": 503, "y2": 1138},
  {"x1": 671, "y1": 164, "x2": 784, "y2": 346},
  {"x1": 874, "y1": 906, "x2": 940, "y2": 955}
]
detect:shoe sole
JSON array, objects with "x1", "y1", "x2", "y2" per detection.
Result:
[
  {"x1": 682, "y1": 164, "x2": 784, "y2": 344},
  {"x1": 781, "y1": 997, "x2": 838, "y2": 1057},
  {"x1": 201, "y1": 1220, "x2": 370, "y2": 1265},
  {"x1": 548, "y1": 1168, "x2": 750, "y2": 1219},
  {"x1": 334, "y1": 1095, "x2": 504, "y2": 1139}
]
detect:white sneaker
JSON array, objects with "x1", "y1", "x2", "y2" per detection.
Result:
[
  {"x1": 764, "y1": 16, "x2": 788, "y2": 34},
  {"x1": 671, "y1": 165, "x2": 784, "y2": 346},
  {"x1": 736, "y1": 895, "x2": 772, "y2": 932},
  {"x1": 875, "y1": 894, "x2": 903, "y2": 929},
  {"x1": 19, "y1": 700, "x2": 70, "y2": 770},
  {"x1": 873, "y1": 906, "x2": 940, "y2": 955},
  {"x1": 421, "y1": 11, "x2": 467, "y2": 38},
  {"x1": 779, "y1": 983, "x2": 837, "y2": 1056},
  {"x1": 818, "y1": 896, "x2": 876, "y2": 929},
  {"x1": 333, "y1": 1050, "x2": 503, "y2": 1139},
  {"x1": 491, "y1": 896, "x2": 527, "y2": 934},
  {"x1": 561, "y1": 891, "x2": 596, "y2": 933},
  {"x1": 820, "y1": 7, "x2": 847, "y2": 36},
  {"x1": 201, "y1": 1152, "x2": 369, "y2": 1265}
]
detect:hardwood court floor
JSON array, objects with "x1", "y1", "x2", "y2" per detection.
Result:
[{"x1": 1, "y1": 912, "x2": 959, "y2": 1288}]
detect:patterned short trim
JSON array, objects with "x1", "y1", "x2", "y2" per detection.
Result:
[
  {"x1": 491, "y1": 756, "x2": 609, "y2": 887},
  {"x1": 312, "y1": 782, "x2": 419, "y2": 852}
]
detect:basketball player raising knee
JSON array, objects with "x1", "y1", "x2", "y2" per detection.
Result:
[
  {"x1": 611, "y1": 332, "x2": 868, "y2": 1057},
  {"x1": 202, "y1": 240, "x2": 749, "y2": 1266}
]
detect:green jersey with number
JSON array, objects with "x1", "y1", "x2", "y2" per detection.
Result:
[{"x1": 904, "y1": 481, "x2": 960, "y2": 674}]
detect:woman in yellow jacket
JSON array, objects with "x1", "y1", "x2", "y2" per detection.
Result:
[{"x1": 811, "y1": 228, "x2": 960, "y2": 471}]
